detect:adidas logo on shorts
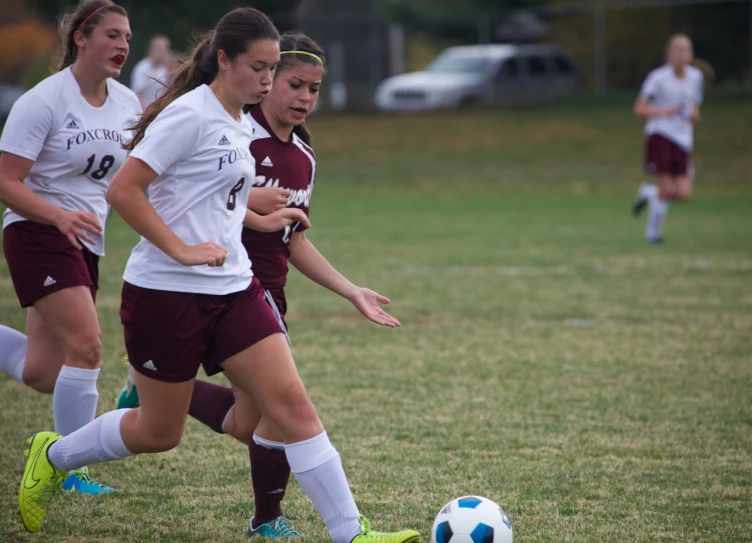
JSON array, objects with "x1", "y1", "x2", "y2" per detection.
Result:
[
  {"x1": 261, "y1": 156, "x2": 273, "y2": 167},
  {"x1": 66, "y1": 120, "x2": 79, "y2": 129},
  {"x1": 43, "y1": 276, "x2": 56, "y2": 287},
  {"x1": 142, "y1": 360, "x2": 157, "y2": 371},
  {"x1": 218, "y1": 135, "x2": 231, "y2": 145}
]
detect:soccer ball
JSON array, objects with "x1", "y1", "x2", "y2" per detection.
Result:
[{"x1": 432, "y1": 496, "x2": 513, "y2": 543}]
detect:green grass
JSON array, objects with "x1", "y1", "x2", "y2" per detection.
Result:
[{"x1": 1, "y1": 98, "x2": 751, "y2": 542}]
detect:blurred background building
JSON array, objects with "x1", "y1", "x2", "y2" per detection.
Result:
[{"x1": 1, "y1": 0, "x2": 750, "y2": 114}]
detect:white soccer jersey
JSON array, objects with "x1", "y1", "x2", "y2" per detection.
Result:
[
  {"x1": 0, "y1": 67, "x2": 141, "y2": 255},
  {"x1": 123, "y1": 84, "x2": 255, "y2": 295},
  {"x1": 640, "y1": 64, "x2": 704, "y2": 150},
  {"x1": 130, "y1": 58, "x2": 168, "y2": 107}
]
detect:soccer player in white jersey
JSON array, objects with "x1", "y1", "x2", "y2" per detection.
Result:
[
  {"x1": 130, "y1": 34, "x2": 170, "y2": 108},
  {"x1": 632, "y1": 34, "x2": 704, "y2": 243},
  {"x1": 115, "y1": 32, "x2": 402, "y2": 539},
  {"x1": 0, "y1": 0, "x2": 140, "y2": 495},
  {"x1": 17, "y1": 8, "x2": 421, "y2": 543}
]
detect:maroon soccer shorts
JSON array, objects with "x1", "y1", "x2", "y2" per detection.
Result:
[
  {"x1": 3, "y1": 221, "x2": 99, "y2": 308},
  {"x1": 266, "y1": 287, "x2": 290, "y2": 341},
  {"x1": 121, "y1": 277, "x2": 285, "y2": 383},
  {"x1": 645, "y1": 134, "x2": 691, "y2": 177}
]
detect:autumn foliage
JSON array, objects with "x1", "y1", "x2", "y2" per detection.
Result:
[{"x1": 0, "y1": 20, "x2": 58, "y2": 84}]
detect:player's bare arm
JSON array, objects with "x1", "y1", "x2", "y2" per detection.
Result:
[
  {"x1": 633, "y1": 97, "x2": 678, "y2": 119},
  {"x1": 107, "y1": 156, "x2": 227, "y2": 267},
  {"x1": 0, "y1": 153, "x2": 101, "y2": 249},
  {"x1": 689, "y1": 104, "x2": 701, "y2": 124},
  {"x1": 288, "y1": 231, "x2": 401, "y2": 328},
  {"x1": 248, "y1": 186, "x2": 290, "y2": 214},
  {"x1": 243, "y1": 206, "x2": 309, "y2": 233}
]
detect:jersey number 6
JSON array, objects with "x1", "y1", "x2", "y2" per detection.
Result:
[
  {"x1": 81, "y1": 154, "x2": 115, "y2": 180},
  {"x1": 227, "y1": 177, "x2": 246, "y2": 210}
]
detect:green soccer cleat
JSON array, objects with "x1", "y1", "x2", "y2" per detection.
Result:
[
  {"x1": 351, "y1": 516, "x2": 420, "y2": 543},
  {"x1": 248, "y1": 516, "x2": 302, "y2": 538},
  {"x1": 116, "y1": 363, "x2": 140, "y2": 409},
  {"x1": 18, "y1": 432, "x2": 67, "y2": 533}
]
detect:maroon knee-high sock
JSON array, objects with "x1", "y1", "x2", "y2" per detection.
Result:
[
  {"x1": 188, "y1": 380, "x2": 235, "y2": 434},
  {"x1": 250, "y1": 440, "x2": 291, "y2": 527}
]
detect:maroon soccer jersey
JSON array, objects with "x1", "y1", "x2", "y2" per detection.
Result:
[{"x1": 242, "y1": 106, "x2": 316, "y2": 289}]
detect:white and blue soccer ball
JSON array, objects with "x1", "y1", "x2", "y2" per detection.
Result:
[{"x1": 431, "y1": 496, "x2": 513, "y2": 543}]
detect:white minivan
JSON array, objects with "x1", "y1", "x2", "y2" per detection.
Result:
[{"x1": 374, "y1": 44, "x2": 581, "y2": 112}]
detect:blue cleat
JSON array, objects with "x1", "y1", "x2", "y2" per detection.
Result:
[
  {"x1": 61, "y1": 467, "x2": 115, "y2": 495},
  {"x1": 248, "y1": 516, "x2": 302, "y2": 538}
]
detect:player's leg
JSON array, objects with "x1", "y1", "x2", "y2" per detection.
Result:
[
  {"x1": 223, "y1": 386, "x2": 299, "y2": 538},
  {"x1": 222, "y1": 334, "x2": 419, "y2": 543},
  {"x1": 634, "y1": 135, "x2": 660, "y2": 217},
  {"x1": 0, "y1": 294, "x2": 97, "y2": 397},
  {"x1": 640, "y1": 135, "x2": 671, "y2": 243},
  {"x1": 187, "y1": 379, "x2": 239, "y2": 436},
  {"x1": 673, "y1": 175, "x2": 693, "y2": 202},
  {"x1": 20, "y1": 308, "x2": 66, "y2": 392},
  {"x1": 249, "y1": 417, "x2": 296, "y2": 536},
  {"x1": 0, "y1": 322, "x2": 32, "y2": 385},
  {"x1": 21, "y1": 371, "x2": 195, "y2": 532},
  {"x1": 0, "y1": 308, "x2": 66, "y2": 390},
  {"x1": 30, "y1": 286, "x2": 116, "y2": 494},
  {"x1": 645, "y1": 173, "x2": 672, "y2": 243},
  {"x1": 33, "y1": 288, "x2": 102, "y2": 433},
  {"x1": 633, "y1": 180, "x2": 659, "y2": 217}
]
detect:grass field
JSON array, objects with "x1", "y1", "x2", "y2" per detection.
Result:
[{"x1": 1, "y1": 97, "x2": 751, "y2": 542}]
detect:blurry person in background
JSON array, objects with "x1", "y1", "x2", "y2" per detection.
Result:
[
  {"x1": 632, "y1": 34, "x2": 704, "y2": 244},
  {"x1": 130, "y1": 34, "x2": 170, "y2": 108},
  {"x1": 164, "y1": 50, "x2": 181, "y2": 84}
]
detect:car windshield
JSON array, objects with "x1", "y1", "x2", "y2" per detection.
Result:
[{"x1": 425, "y1": 54, "x2": 489, "y2": 75}]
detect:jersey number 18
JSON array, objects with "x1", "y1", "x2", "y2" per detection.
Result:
[{"x1": 81, "y1": 154, "x2": 115, "y2": 180}]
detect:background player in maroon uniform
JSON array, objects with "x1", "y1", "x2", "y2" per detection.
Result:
[{"x1": 116, "y1": 32, "x2": 401, "y2": 538}]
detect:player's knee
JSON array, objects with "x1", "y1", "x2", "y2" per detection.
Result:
[
  {"x1": 657, "y1": 187, "x2": 673, "y2": 201},
  {"x1": 675, "y1": 187, "x2": 692, "y2": 201},
  {"x1": 278, "y1": 384, "x2": 319, "y2": 426},
  {"x1": 66, "y1": 332, "x2": 102, "y2": 369},
  {"x1": 141, "y1": 426, "x2": 183, "y2": 452},
  {"x1": 227, "y1": 411, "x2": 256, "y2": 444},
  {"x1": 21, "y1": 366, "x2": 56, "y2": 394}
]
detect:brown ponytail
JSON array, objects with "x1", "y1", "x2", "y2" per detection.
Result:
[
  {"x1": 126, "y1": 8, "x2": 279, "y2": 151},
  {"x1": 58, "y1": 0, "x2": 127, "y2": 71}
]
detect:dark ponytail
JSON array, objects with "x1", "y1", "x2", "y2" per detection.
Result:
[
  {"x1": 126, "y1": 8, "x2": 279, "y2": 151},
  {"x1": 58, "y1": 0, "x2": 127, "y2": 71},
  {"x1": 278, "y1": 32, "x2": 326, "y2": 146}
]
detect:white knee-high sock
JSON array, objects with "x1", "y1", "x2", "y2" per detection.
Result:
[
  {"x1": 48, "y1": 409, "x2": 133, "y2": 473},
  {"x1": 286, "y1": 432, "x2": 361, "y2": 543},
  {"x1": 53, "y1": 366, "x2": 100, "y2": 436},
  {"x1": 646, "y1": 195, "x2": 669, "y2": 241},
  {"x1": 0, "y1": 325, "x2": 27, "y2": 383},
  {"x1": 639, "y1": 182, "x2": 658, "y2": 201}
]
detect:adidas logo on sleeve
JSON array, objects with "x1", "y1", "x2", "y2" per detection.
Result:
[
  {"x1": 66, "y1": 120, "x2": 79, "y2": 129},
  {"x1": 218, "y1": 135, "x2": 231, "y2": 145},
  {"x1": 43, "y1": 276, "x2": 56, "y2": 287},
  {"x1": 142, "y1": 360, "x2": 157, "y2": 371},
  {"x1": 261, "y1": 156, "x2": 273, "y2": 167}
]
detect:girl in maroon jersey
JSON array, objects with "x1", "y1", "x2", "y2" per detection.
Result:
[{"x1": 117, "y1": 32, "x2": 401, "y2": 538}]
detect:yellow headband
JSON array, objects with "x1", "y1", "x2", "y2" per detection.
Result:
[{"x1": 280, "y1": 50, "x2": 324, "y2": 65}]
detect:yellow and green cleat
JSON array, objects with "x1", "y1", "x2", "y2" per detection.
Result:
[
  {"x1": 19, "y1": 431, "x2": 67, "y2": 533},
  {"x1": 352, "y1": 516, "x2": 420, "y2": 543}
]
